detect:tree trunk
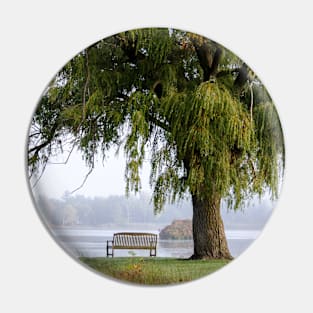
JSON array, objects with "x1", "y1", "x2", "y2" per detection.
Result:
[{"x1": 191, "y1": 193, "x2": 233, "y2": 259}]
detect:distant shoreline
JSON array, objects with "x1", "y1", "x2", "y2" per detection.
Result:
[{"x1": 49, "y1": 222, "x2": 265, "y2": 231}]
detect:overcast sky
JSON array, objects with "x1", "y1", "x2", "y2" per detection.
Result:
[
  {"x1": 31, "y1": 146, "x2": 275, "y2": 211},
  {"x1": 31, "y1": 147, "x2": 152, "y2": 199}
]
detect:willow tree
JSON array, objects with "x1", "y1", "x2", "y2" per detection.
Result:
[{"x1": 28, "y1": 28, "x2": 284, "y2": 259}]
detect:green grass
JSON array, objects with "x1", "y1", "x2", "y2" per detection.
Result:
[{"x1": 79, "y1": 257, "x2": 230, "y2": 285}]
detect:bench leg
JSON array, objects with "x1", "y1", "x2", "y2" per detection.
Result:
[
  {"x1": 106, "y1": 241, "x2": 114, "y2": 257},
  {"x1": 107, "y1": 249, "x2": 114, "y2": 257},
  {"x1": 107, "y1": 248, "x2": 114, "y2": 257},
  {"x1": 150, "y1": 248, "x2": 156, "y2": 257}
]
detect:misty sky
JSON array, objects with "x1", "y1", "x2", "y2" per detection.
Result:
[
  {"x1": 32, "y1": 147, "x2": 152, "y2": 199},
  {"x1": 30, "y1": 141, "x2": 275, "y2": 209}
]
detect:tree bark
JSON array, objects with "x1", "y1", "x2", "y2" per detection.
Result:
[
  {"x1": 191, "y1": 192, "x2": 233, "y2": 259},
  {"x1": 193, "y1": 41, "x2": 222, "y2": 82}
]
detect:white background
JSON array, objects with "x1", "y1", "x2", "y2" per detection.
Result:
[{"x1": 1, "y1": 1, "x2": 313, "y2": 312}]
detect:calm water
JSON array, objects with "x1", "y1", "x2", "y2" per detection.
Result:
[{"x1": 51, "y1": 227, "x2": 260, "y2": 259}]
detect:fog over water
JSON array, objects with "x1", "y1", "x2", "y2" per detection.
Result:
[
  {"x1": 31, "y1": 146, "x2": 275, "y2": 259},
  {"x1": 52, "y1": 227, "x2": 259, "y2": 259}
]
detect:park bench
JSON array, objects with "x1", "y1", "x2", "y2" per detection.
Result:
[{"x1": 106, "y1": 232, "x2": 158, "y2": 257}]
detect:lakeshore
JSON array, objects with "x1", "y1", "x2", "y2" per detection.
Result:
[{"x1": 51, "y1": 225, "x2": 259, "y2": 259}]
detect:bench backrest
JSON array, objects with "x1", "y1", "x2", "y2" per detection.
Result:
[{"x1": 112, "y1": 232, "x2": 157, "y2": 249}]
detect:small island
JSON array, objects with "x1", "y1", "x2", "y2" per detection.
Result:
[{"x1": 159, "y1": 219, "x2": 193, "y2": 240}]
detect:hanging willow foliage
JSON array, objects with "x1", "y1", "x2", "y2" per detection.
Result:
[{"x1": 28, "y1": 28, "x2": 284, "y2": 213}]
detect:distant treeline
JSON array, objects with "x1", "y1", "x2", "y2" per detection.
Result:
[{"x1": 34, "y1": 192, "x2": 273, "y2": 229}]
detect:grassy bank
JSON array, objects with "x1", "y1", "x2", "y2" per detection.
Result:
[{"x1": 80, "y1": 257, "x2": 230, "y2": 285}]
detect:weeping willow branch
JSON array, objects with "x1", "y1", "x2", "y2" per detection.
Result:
[
  {"x1": 148, "y1": 113, "x2": 170, "y2": 132},
  {"x1": 47, "y1": 142, "x2": 76, "y2": 165},
  {"x1": 248, "y1": 158, "x2": 257, "y2": 184},
  {"x1": 28, "y1": 122, "x2": 59, "y2": 170},
  {"x1": 249, "y1": 82, "x2": 254, "y2": 122},
  {"x1": 31, "y1": 156, "x2": 49, "y2": 188},
  {"x1": 70, "y1": 167, "x2": 93, "y2": 194},
  {"x1": 82, "y1": 50, "x2": 90, "y2": 120}
]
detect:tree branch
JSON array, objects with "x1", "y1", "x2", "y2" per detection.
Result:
[
  {"x1": 47, "y1": 142, "x2": 76, "y2": 165},
  {"x1": 249, "y1": 82, "x2": 254, "y2": 122},
  {"x1": 82, "y1": 50, "x2": 90, "y2": 120},
  {"x1": 148, "y1": 113, "x2": 170, "y2": 132},
  {"x1": 248, "y1": 158, "x2": 257, "y2": 184},
  {"x1": 234, "y1": 63, "x2": 249, "y2": 91},
  {"x1": 192, "y1": 40, "x2": 222, "y2": 82},
  {"x1": 70, "y1": 168, "x2": 93, "y2": 194},
  {"x1": 28, "y1": 122, "x2": 59, "y2": 156},
  {"x1": 31, "y1": 159, "x2": 48, "y2": 188},
  {"x1": 28, "y1": 140, "x2": 51, "y2": 155}
]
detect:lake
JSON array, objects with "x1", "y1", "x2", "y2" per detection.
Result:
[{"x1": 50, "y1": 227, "x2": 260, "y2": 259}]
